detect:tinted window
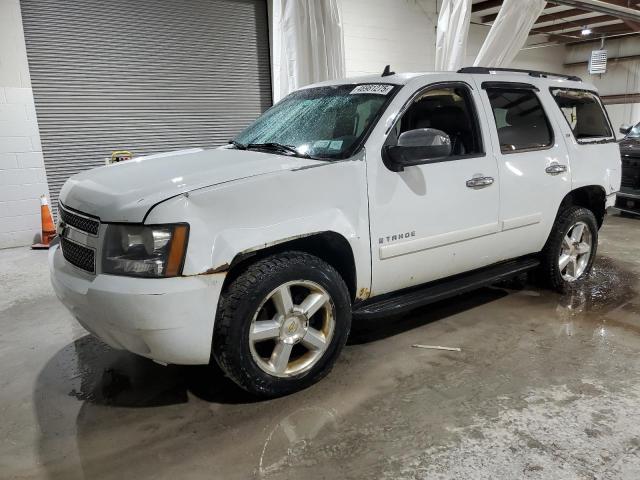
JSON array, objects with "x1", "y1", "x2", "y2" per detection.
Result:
[
  {"x1": 551, "y1": 88, "x2": 613, "y2": 141},
  {"x1": 486, "y1": 88, "x2": 553, "y2": 153},
  {"x1": 388, "y1": 85, "x2": 483, "y2": 157}
]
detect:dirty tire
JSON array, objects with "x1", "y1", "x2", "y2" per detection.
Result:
[
  {"x1": 212, "y1": 251, "x2": 351, "y2": 398},
  {"x1": 538, "y1": 206, "x2": 598, "y2": 293}
]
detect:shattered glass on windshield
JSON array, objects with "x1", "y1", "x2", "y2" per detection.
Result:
[{"x1": 233, "y1": 84, "x2": 398, "y2": 159}]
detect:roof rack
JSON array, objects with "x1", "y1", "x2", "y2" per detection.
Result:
[{"x1": 457, "y1": 67, "x2": 582, "y2": 82}]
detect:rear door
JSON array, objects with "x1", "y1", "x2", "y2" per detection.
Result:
[{"x1": 475, "y1": 79, "x2": 572, "y2": 260}]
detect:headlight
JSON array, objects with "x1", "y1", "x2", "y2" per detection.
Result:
[{"x1": 102, "y1": 224, "x2": 189, "y2": 278}]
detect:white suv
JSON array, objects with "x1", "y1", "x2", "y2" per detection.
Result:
[{"x1": 50, "y1": 67, "x2": 621, "y2": 397}]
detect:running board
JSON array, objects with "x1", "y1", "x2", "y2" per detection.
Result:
[{"x1": 352, "y1": 257, "x2": 540, "y2": 320}]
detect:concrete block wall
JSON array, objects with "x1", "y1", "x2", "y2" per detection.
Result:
[
  {"x1": 341, "y1": 0, "x2": 437, "y2": 76},
  {"x1": 340, "y1": 1, "x2": 567, "y2": 77},
  {"x1": 564, "y1": 37, "x2": 640, "y2": 135},
  {"x1": 606, "y1": 103, "x2": 640, "y2": 137},
  {"x1": 0, "y1": 0, "x2": 49, "y2": 249}
]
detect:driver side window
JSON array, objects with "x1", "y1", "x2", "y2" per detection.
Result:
[{"x1": 389, "y1": 85, "x2": 484, "y2": 157}]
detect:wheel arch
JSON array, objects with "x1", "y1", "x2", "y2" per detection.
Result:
[
  {"x1": 558, "y1": 185, "x2": 607, "y2": 228},
  {"x1": 222, "y1": 231, "x2": 359, "y2": 302}
]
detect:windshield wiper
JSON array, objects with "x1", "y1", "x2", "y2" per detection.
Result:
[
  {"x1": 228, "y1": 140, "x2": 247, "y2": 150},
  {"x1": 246, "y1": 142, "x2": 310, "y2": 158}
]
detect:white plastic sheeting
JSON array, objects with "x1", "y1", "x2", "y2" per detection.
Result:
[
  {"x1": 271, "y1": 0, "x2": 346, "y2": 102},
  {"x1": 473, "y1": 0, "x2": 546, "y2": 67},
  {"x1": 435, "y1": 0, "x2": 472, "y2": 71}
]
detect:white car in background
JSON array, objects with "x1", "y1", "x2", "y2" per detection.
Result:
[{"x1": 50, "y1": 67, "x2": 621, "y2": 397}]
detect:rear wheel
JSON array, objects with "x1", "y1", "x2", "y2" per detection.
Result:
[
  {"x1": 539, "y1": 206, "x2": 598, "y2": 292},
  {"x1": 213, "y1": 251, "x2": 351, "y2": 397}
]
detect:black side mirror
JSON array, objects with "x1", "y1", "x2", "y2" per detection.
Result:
[
  {"x1": 383, "y1": 128, "x2": 451, "y2": 171},
  {"x1": 620, "y1": 124, "x2": 632, "y2": 135}
]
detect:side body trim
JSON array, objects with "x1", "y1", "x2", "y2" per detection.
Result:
[
  {"x1": 501, "y1": 213, "x2": 543, "y2": 231},
  {"x1": 379, "y1": 222, "x2": 500, "y2": 260}
]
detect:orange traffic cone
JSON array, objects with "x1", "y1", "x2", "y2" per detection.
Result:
[{"x1": 32, "y1": 195, "x2": 56, "y2": 250}]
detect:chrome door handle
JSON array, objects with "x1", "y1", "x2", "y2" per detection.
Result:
[
  {"x1": 466, "y1": 176, "x2": 494, "y2": 189},
  {"x1": 545, "y1": 164, "x2": 567, "y2": 175}
]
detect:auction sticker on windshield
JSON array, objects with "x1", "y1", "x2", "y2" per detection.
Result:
[{"x1": 350, "y1": 84, "x2": 394, "y2": 95}]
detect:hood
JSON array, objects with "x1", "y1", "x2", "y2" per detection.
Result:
[{"x1": 59, "y1": 147, "x2": 322, "y2": 222}]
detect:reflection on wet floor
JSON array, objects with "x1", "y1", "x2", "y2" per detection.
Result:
[
  {"x1": 35, "y1": 254, "x2": 640, "y2": 479},
  {"x1": 555, "y1": 256, "x2": 636, "y2": 314},
  {"x1": 258, "y1": 406, "x2": 338, "y2": 476},
  {"x1": 3, "y1": 214, "x2": 640, "y2": 479},
  {"x1": 47, "y1": 335, "x2": 258, "y2": 408}
]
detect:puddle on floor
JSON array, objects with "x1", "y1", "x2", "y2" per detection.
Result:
[
  {"x1": 556, "y1": 257, "x2": 640, "y2": 342},
  {"x1": 558, "y1": 256, "x2": 637, "y2": 315}
]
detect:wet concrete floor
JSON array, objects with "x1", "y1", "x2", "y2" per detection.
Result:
[{"x1": 1, "y1": 213, "x2": 640, "y2": 479}]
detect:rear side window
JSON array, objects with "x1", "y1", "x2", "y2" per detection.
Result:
[
  {"x1": 550, "y1": 88, "x2": 613, "y2": 142},
  {"x1": 485, "y1": 88, "x2": 553, "y2": 153}
]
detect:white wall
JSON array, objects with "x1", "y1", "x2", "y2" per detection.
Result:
[
  {"x1": 564, "y1": 36, "x2": 640, "y2": 90},
  {"x1": 340, "y1": 0, "x2": 438, "y2": 76},
  {"x1": 340, "y1": 1, "x2": 567, "y2": 76},
  {"x1": 563, "y1": 37, "x2": 640, "y2": 133},
  {"x1": 606, "y1": 103, "x2": 640, "y2": 134},
  {"x1": 0, "y1": 0, "x2": 49, "y2": 249},
  {"x1": 466, "y1": 24, "x2": 568, "y2": 73}
]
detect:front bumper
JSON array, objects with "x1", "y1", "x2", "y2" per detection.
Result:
[{"x1": 49, "y1": 244, "x2": 225, "y2": 365}]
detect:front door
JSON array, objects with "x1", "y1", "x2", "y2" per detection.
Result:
[{"x1": 368, "y1": 82, "x2": 501, "y2": 296}]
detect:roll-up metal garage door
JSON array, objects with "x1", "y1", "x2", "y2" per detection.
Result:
[{"x1": 20, "y1": 0, "x2": 272, "y2": 211}]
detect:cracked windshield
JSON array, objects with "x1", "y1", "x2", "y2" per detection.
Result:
[{"x1": 233, "y1": 84, "x2": 397, "y2": 159}]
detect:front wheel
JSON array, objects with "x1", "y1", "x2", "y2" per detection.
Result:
[
  {"x1": 212, "y1": 251, "x2": 351, "y2": 397},
  {"x1": 539, "y1": 206, "x2": 598, "y2": 292}
]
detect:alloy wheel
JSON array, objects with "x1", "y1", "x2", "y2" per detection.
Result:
[
  {"x1": 559, "y1": 221, "x2": 592, "y2": 282},
  {"x1": 249, "y1": 280, "x2": 335, "y2": 378}
]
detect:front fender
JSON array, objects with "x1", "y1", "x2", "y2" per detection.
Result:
[
  {"x1": 209, "y1": 209, "x2": 358, "y2": 270},
  {"x1": 144, "y1": 160, "x2": 372, "y2": 292}
]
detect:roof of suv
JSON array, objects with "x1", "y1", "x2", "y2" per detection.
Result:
[{"x1": 305, "y1": 67, "x2": 596, "y2": 93}]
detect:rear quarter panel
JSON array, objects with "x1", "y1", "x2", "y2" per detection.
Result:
[
  {"x1": 546, "y1": 86, "x2": 621, "y2": 194},
  {"x1": 570, "y1": 141, "x2": 621, "y2": 194}
]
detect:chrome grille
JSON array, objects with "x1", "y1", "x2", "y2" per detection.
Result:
[
  {"x1": 61, "y1": 238, "x2": 95, "y2": 273},
  {"x1": 59, "y1": 204, "x2": 99, "y2": 235}
]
